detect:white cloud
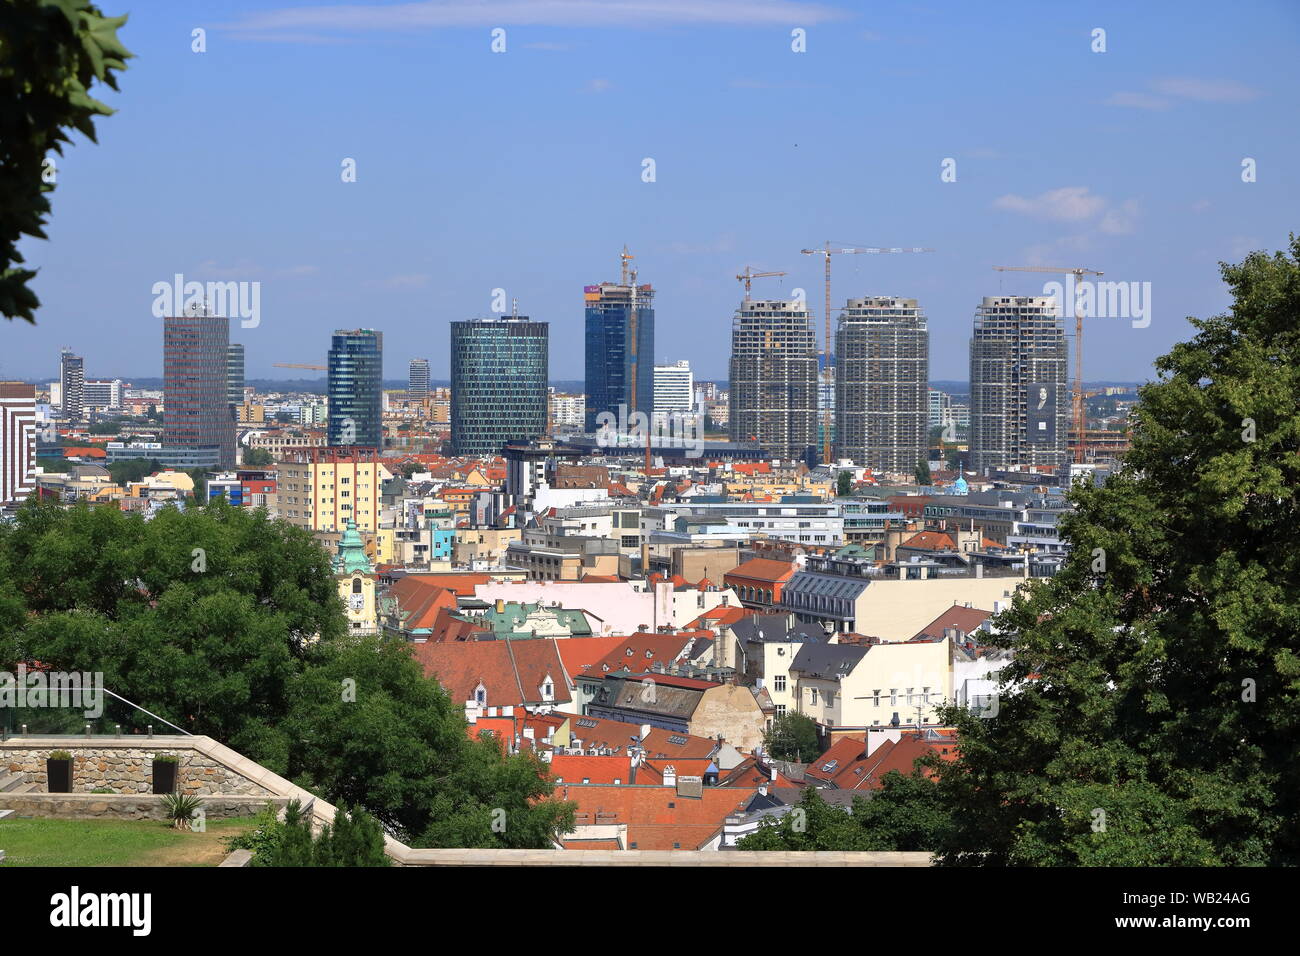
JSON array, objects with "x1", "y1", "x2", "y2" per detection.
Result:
[
  {"x1": 993, "y1": 187, "x2": 1107, "y2": 223},
  {"x1": 1099, "y1": 199, "x2": 1139, "y2": 235},
  {"x1": 1152, "y1": 76, "x2": 1261, "y2": 103}
]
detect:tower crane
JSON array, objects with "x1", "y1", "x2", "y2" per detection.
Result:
[
  {"x1": 736, "y1": 267, "x2": 787, "y2": 299},
  {"x1": 992, "y1": 265, "x2": 1103, "y2": 463},
  {"x1": 800, "y1": 242, "x2": 935, "y2": 464}
]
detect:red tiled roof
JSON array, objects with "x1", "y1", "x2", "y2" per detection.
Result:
[
  {"x1": 388, "y1": 577, "x2": 458, "y2": 631},
  {"x1": 806, "y1": 730, "x2": 959, "y2": 790},
  {"x1": 900, "y1": 530, "x2": 955, "y2": 551},
  {"x1": 558, "y1": 784, "x2": 756, "y2": 850},
  {"x1": 724, "y1": 557, "x2": 796, "y2": 585},
  {"x1": 587, "y1": 635, "x2": 691, "y2": 677},
  {"x1": 914, "y1": 604, "x2": 994, "y2": 640},
  {"x1": 413, "y1": 638, "x2": 572, "y2": 709}
]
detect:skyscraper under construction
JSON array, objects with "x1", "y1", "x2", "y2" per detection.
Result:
[
  {"x1": 969, "y1": 295, "x2": 1069, "y2": 474},
  {"x1": 729, "y1": 297, "x2": 818, "y2": 462},
  {"x1": 584, "y1": 251, "x2": 654, "y2": 433},
  {"x1": 834, "y1": 296, "x2": 929, "y2": 475}
]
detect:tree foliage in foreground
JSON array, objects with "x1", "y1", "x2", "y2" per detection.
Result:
[
  {"x1": 748, "y1": 240, "x2": 1300, "y2": 865},
  {"x1": 0, "y1": 498, "x2": 573, "y2": 848},
  {"x1": 1, "y1": 0, "x2": 132, "y2": 322}
]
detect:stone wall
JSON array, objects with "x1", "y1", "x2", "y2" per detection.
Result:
[
  {"x1": 0, "y1": 793, "x2": 284, "y2": 822},
  {"x1": 0, "y1": 742, "x2": 274, "y2": 796}
]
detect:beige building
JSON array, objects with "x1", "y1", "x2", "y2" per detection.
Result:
[
  {"x1": 278, "y1": 454, "x2": 392, "y2": 533},
  {"x1": 789, "y1": 636, "x2": 952, "y2": 740},
  {"x1": 454, "y1": 526, "x2": 523, "y2": 566}
]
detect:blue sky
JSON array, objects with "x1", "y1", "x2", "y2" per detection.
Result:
[{"x1": 9, "y1": 0, "x2": 1299, "y2": 385}]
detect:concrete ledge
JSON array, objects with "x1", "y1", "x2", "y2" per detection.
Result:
[
  {"x1": 393, "y1": 848, "x2": 932, "y2": 866},
  {"x1": 0, "y1": 793, "x2": 281, "y2": 822},
  {"x1": 219, "y1": 849, "x2": 253, "y2": 868}
]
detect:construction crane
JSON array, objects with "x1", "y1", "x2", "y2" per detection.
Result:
[
  {"x1": 800, "y1": 242, "x2": 935, "y2": 464},
  {"x1": 736, "y1": 266, "x2": 787, "y2": 299},
  {"x1": 992, "y1": 265, "x2": 1104, "y2": 464},
  {"x1": 273, "y1": 363, "x2": 326, "y2": 371}
]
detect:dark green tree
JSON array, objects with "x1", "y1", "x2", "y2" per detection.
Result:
[
  {"x1": 762, "y1": 711, "x2": 821, "y2": 762},
  {"x1": 914, "y1": 459, "x2": 931, "y2": 486},
  {"x1": 921, "y1": 240, "x2": 1300, "y2": 866},
  {"x1": 836, "y1": 470, "x2": 852, "y2": 497},
  {"x1": 243, "y1": 447, "x2": 273, "y2": 467},
  {"x1": 1, "y1": 0, "x2": 132, "y2": 322}
]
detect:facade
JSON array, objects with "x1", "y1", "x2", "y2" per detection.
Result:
[
  {"x1": 163, "y1": 311, "x2": 236, "y2": 467},
  {"x1": 277, "y1": 449, "x2": 392, "y2": 533},
  {"x1": 0, "y1": 382, "x2": 37, "y2": 505},
  {"x1": 928, "y1": 387, "x2": 953, "y2": 430},
  {"x1": 549, "y1": 390, "x2": 586, "y2": 431},
  {"x1": 584, "y1": 271, "x2": 655, "y2": 432},
  {"x1": 327, "y1": 329, "x2": 383, "y2": 449},
  {"x1": 728, "y1": 298, "x2": 818, "y2": 461},
  {"x1": 83, "y1": 379, "x2": 124, "y2": 411},
  {"x1": 226, "y1": 344, "x2": 244, "y2": 409},
  {"x1": 653, "y1": 360, "x2": 694, "y2": 424},
  {"x1": 59, "y1": 349, "x2": 84, "y2": 422},
  {"x1": 969, "y1": 296, "x2": 1068, "y2": 474},
  {"x1": 450, "y1": 316, "x2": 548, "y2": 456},
  {"x1": 408, "y1": 358, "x2": 430, "y2": 400},
  {"x1": 834, "y1": 297, "x2": 928, "y2": 475}
]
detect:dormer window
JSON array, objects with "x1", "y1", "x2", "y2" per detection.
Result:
[{"x1": 475, "y1": 684, "x2": 487, "y2": 706}]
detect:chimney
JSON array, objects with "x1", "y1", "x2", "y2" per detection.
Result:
[
  {"x1": 495, "y1": 598, "x2": 505, "y2": 613},
  {"x1": 663, "y1": 764, "x2": 677, "y2": 788}
]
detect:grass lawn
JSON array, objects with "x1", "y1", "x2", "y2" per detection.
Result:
[{"x1": 0, "y1": 817, "x2": 254, "y2": 867}]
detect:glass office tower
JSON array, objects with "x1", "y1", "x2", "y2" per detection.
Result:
[
  {"x1": 450, "y1": 316, "x2": 548, "y2": 456},
  {"x1": 584, "y1": 278, "x2": 654, "y2": 432},
  {"x1": 327, "y1": 329, "x2": 384, "y2": 448}
]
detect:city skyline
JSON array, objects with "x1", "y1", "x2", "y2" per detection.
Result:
[{"x1": 6, "y1": 0, "x2": 1297, "y2": 384}]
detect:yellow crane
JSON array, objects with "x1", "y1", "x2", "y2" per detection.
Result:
[
  {"x1": 992, "y1": 264, "x2": 1104, "y2": 464},
  {"x1": 273, "y1": 363, "x2": 326, "y2": 371},
  {"x1": 800, "y1": 242, "x2": 935, "y2": 464},
  {"x1": 735, "y1": 266, "x2": 787, "y2": 299}
]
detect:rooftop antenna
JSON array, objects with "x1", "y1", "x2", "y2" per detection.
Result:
[{"x1": 620, "y1": 245, "x2": 634, "y2": 286}]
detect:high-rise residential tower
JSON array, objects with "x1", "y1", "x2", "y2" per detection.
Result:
[
  {"x1": 59, "y1": 349, "x2": 84, "y2": 422},
  {"x1": 450, "y1": 315, "x2": 548, "y2": 456},
  {"x1": 584, "y1": 252, "x2": 654, "y2": 432},
  {"x1": 226, "y1": 343, "x2": 245, "y2": 410},
  {"x1": 729, "y1": 297, "x2": 818, "y2": 461},
  {"x1": 834, "y1": 296, "x2": 929, "y2": 475},
  {"x1": 163, "y1": 308, "x2": 236, "y2": 467},
  {"x1": 327, "y1": 329, "x2": 384, "y2": 449},
  {"x1": 969, "y1": 295, "x2": 1069, "y2": 474},
  {"x1": 408, "y1": 358, "x2": 430, "y2": 400}
]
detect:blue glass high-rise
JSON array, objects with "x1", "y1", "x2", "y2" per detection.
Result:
[{"x1": 328, "y1": 329, "x2": 383, "y2": 448}]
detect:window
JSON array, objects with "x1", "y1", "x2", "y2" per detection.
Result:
[
  {"x1": 774, "y1": 675, "x2": 786, "y2": 693},
  {"x1": 890, "y1": 689, "x2": 897, "y2": 705},
  {"x1": 352, "y1": 578, "x2": 362, "y2": 594},
  {"x1": 809, "y1": 688, "x2": 818, "y2": 705},
  {"x1": 873, "y1": 689, "x2": 881, "y2": 706}
]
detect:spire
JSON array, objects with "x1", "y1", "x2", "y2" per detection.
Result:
[{"x1": 333, "y1": 519, "x2": 374, "y2": 574}]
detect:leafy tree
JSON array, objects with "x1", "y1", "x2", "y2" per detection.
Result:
[
  {"x1": 0, "y1": 497, "x2": 578, "y2": 850},
  {"x1": 835, "y1": 470, "x2": 852, "y2": 497},
  {"x1": 35, "y1": 456, "x2": 70, "y2": 473},
  {"x1": 232, "y1": 800, "x2": 390, "y2": 867},
  {"x1": 106, "y1": 457, "x2": 161, "y2": 485},
  {"x1": 185, "y1": 466, "x2": 208, "y2": 503},
  {"x1": 243, "y1": 447, "x2": 273, "y2": 467},
  {"x1": 1, "y1": 0, "x2": 132, "y2": 322},
  {"x1": 739, "y1": 787, "x2": 874, "y2": 850},
  {"x1": 917, "y1": 240, "x2": 1300, "y2": 866},
  {"x1": 762, "y1": 711, "x2": 821, "y2": 763},
  {"x1": 0, "y1": 497, "x2": 345, "y2": 752},
  {"x1": 914, "y1": 459, "x2": 931, "y2": 486}
]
